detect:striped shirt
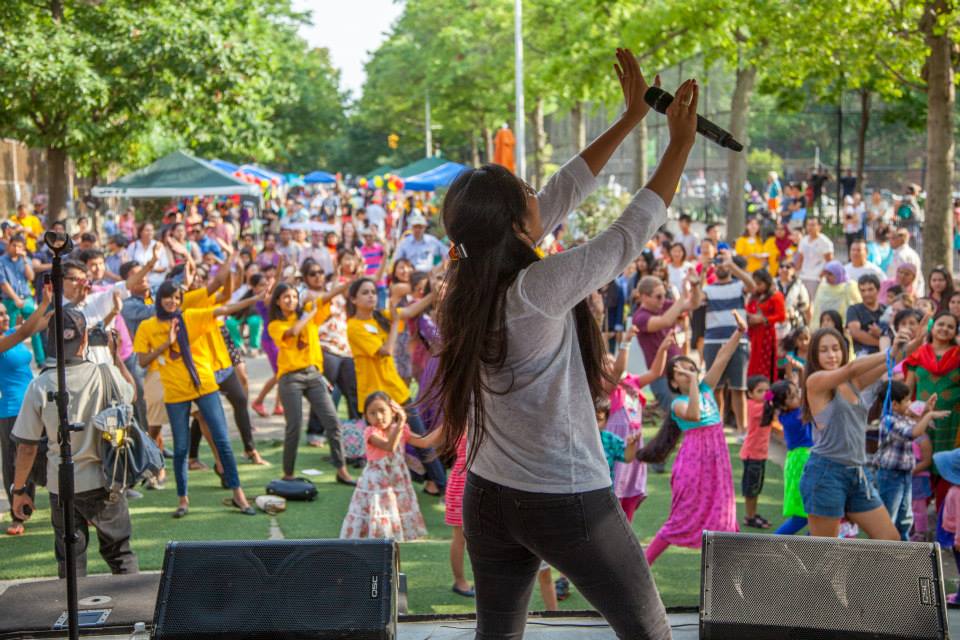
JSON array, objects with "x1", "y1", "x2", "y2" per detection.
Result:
[{"x1": 703, "y1": 280, "x2": 747, "y2": 344}]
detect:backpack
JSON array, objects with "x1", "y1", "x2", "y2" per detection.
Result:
[{"x1": 93, "y1": 364, "x2": 164, "y2": 496}]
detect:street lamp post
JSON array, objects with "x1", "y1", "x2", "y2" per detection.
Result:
[{"x1": 514, "y1": 0, "x2": 526, "y2": 180}]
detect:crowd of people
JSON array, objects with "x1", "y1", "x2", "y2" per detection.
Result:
[{"x1": 0, "y1": 59, "x2": 959, "y2": 630}]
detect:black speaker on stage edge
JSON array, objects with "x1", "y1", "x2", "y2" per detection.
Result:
[
  {"x1": 700, "y1": 531, "x2": 949, "y2": 640},
  {"x1": 153, "y1": 539, "x2": 398, "y2": 640}
]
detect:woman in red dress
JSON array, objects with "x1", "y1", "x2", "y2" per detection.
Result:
[{"x1": 746, "y1": 269, "x2": 786, "y2": 381}]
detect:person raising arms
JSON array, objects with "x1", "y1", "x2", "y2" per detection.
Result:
[{"x1": 430, "y1": 49, "x2": 697, "y2": 638}]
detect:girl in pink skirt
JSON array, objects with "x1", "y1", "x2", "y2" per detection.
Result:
[
  {"x1": 640, "y1": 312, "x2": 746, "y2": 565},
  {"x1": 603, "y1": 328, "x2": 674, "y2": 521}
]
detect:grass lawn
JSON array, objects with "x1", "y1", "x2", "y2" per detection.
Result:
[{"x1": 0, "y1": 424, "x2": 787, "y2": 614}]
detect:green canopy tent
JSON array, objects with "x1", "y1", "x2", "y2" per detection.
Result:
[
  {"x1": 393, "y1": 157, "x2": 446, "y2": 179},
  {"x1": 91, "y1": 150, "x2": 261, "y2": 198}
]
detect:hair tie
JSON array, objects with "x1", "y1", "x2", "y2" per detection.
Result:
[
  {"x1": 448, "y1": 243, "x2": 469, "y2": 261},
  {"x1": 763, "y1": 390, "x2": 775, "y2": 402}
]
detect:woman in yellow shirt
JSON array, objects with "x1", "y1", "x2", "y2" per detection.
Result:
[
  {"x1": 734, "y1": 217, "x2": 768, "y2": 273},
  {"x1": 267, "y1": 281, "x2": 356, "y2": 485},
  {"x1": 346, "y1": 277, "x2": 446, "y2": 496},
  {"x1": 134, "y1": 281, "x2": 260, "y2": 518}
]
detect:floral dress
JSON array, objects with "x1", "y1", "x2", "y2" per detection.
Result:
[{"x1": 340, "y1": 423, "x2": 427, "y2": 541}]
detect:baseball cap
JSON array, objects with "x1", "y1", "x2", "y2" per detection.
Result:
[
  {"x1": 408, "y1": 210, "x2": 427, "y2": 227},
  {"x1": 45, "y1": 307, "x2": 87, "y2": 362}
]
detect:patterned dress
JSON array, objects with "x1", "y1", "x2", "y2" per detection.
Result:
[
  {"x1": 606, "y1": 376, "x2": 647, "y2": 500},
  {"x1": 908, "y1": 362, "x2": 960, "y2": 457},
  {"x1": 653, "y1": 381, "x2": 739, "y2": 548},
  {"x1": 340, "y1": 424, "x2": 427, "y2": 541}
]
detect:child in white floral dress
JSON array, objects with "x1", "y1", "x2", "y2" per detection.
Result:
[{"x1": 340, "y1": 391, "x2": 428, "y2": 541}]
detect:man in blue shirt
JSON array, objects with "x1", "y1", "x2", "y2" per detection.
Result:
[
  {"x1": 396, "y1": 211, "x2": 447, "y2": 272},
  {"x1": 0, "y1": 234, "x2": 43, "y2": 362},
  {"x1": 197, "y1": 223, "x2": 225, "y2": 260}
]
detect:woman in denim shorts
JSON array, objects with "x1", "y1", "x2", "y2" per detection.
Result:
[{"x1": 800, "y1": 324, "x2": 927, "y2": 538}]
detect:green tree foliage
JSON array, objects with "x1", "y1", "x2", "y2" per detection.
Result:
[{"x1": 0, "y1": 0, "x2": 347, "y2": 212}]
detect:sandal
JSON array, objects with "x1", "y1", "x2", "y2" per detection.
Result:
[
  {"x1": 172, "y1": 506, "x2": 189, "y2": 519},
  {"x1": 188, "y1": 459, "x2": 209, "y2": 471},
  {"x1": 223, "y1": 498, "x2": 257, "y2": 516},
  {"x1": 5, "y1": 522, "x2": 25, "y2": 536},
  {"x1": 451, "y1": 584, "x2": 475, "y2": 598},
  {"x1": 272, "y1": 404, "x2": 284, "y2": 416},
  {"x1": 252, "y1": 402, "x2": 269, "y2": 418},
  {"x1": 744, "y1": 515, "x2": 771, "y2": 529}
]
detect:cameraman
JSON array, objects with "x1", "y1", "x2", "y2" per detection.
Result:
[{"x1": 10, "y1": 309, "x2": 138, "y2": 577}]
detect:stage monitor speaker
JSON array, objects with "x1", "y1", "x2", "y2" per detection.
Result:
[
  {"x1": 153, "y1": 539, "x2": 398, "y2": 640},
  {"x1": 700, "y1": 531, "x2": 949, "y2": 640}
]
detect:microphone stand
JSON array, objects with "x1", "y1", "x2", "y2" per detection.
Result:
[{"x1": 44, "y1": 230, "x2": 80, "y2": 640}]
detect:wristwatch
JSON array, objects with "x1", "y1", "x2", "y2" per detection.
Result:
[{"x1": 10, "y1": 483, "x2": 28, "y2": 496}]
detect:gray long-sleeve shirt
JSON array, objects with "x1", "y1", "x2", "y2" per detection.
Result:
[{"x1": 470, "y1": 155, "x2": 667, "y2": 493}]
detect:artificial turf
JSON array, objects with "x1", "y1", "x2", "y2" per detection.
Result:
[{"x1": 0, "y1": 424, "x2": 787, "y2": 614}]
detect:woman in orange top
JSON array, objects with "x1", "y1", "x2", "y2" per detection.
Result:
[
  {"x1": 134, "y1": 281, "x2": 261, "y2": 518},
  {"x1": 267, "y1": 282, "x2": 356, "y2": 485}
]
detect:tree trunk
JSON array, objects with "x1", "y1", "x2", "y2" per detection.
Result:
[
  {"x1": 530, "y1": 97, "x2": 547, "y2": 189},
  {"x1": 483, "y1": 126, "x2": 494, "y2": 165},
  {"x1": 471, "y1": 129, "x2": 480, "y2": 167},
  {"x1": 572, "y1": 101, "x2": 587, "y2": 151},
  {"x1": 633, "y1": 117, "x2": 648, "y2": 191},
  {"x1": 921, "y1": 3, "x2": 955, "y2": 275},
  {"x1": 46, "y1": 146, "x2": 68, "y2": 221},
  {"x1": 856, "y1": 89, "x2": 871, "y2": 193},
  {"x1": 89, "y1": 164, "x2": 101, "y2": 234},
  {"x1": 725, "y1": 65, "x2": 757, "y2": 239}
]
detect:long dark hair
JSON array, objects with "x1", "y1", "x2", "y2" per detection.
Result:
[
  {"x1": 928, "y1": 266, "x2": 956, "y2": 310},
  {"x1": 431, "y1": 164, "x2": 613, "y2": 465},
  {"x1": 346, "y1": 277, "x2": 391, "y2": 332},
  {"x1": 802, "y1": 327, "x2": 850, "y2": 422},
  {"x1": 752, "y1": 268, "x2": 773, "y2": 300},
  {"x1": 268, "y1": 282, "x2": 300, "y2": 322},
  {"x1": 928, "y1": 310, "x2": 959, "y2": 344},
  {"x1": 636, "y1": 355, "x2": 695, "y2": 463}
]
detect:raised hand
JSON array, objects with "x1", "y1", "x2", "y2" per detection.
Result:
[
  {"x1": 614, "y1": 48, "x2": 658, "y2": 124},
  {"x1": 924, "y1": 393, "x2": 939, "y2": 414},
  {"x1": 168, "y1": 318, "x2": 179, "y2": 347},
  {"x1": 731, "y1": 310, "x2": 748, "y2": 334},
  {"x1": 665, "y1": 78, "x2": 699, "y2": 149}
]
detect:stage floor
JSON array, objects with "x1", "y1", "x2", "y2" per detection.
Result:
[{"x1": 1, "y1": 574, "x2": 957, "y2": 639}]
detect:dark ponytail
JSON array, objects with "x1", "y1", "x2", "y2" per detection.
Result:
[
  {"x1": 430, "y1": 164, "x2": 613, "y2": 466},
  {"x1": 762, "y1": 380, "x2": 795, "y2": 427}
]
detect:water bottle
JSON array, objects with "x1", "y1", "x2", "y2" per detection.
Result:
[{"x1": 129, "y1": 621, "x2": 150, "y2": 639}]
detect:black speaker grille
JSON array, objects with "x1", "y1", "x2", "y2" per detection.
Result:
[
  {"x1": 701, "y1": 532, "x2": 947, "y2": 640},
  {"x1": 154, "y1": 539, "x2": 396, "y2": 640}
]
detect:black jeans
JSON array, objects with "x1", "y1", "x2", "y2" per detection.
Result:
[
  {"x1": 49, "y1": 489, "x2": 138, "y2": 578},
  {"x1": 463, "y1": 473, "x2": 670, "y2": 640}
]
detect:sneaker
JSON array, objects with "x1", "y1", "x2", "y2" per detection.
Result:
[
  {"x1": 252, "y1": 402, "x2": 269, "y2": 418},
  {"x1": 126, "y1": 489, "x2": 143, "y2": 500},
  {"x1": 272, "y1": 404, "x2": 284, "y2": 416}
]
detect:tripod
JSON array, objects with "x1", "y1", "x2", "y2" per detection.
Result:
[{"x1": 44, "y1": 230, "x2": 82, "y2": 640}]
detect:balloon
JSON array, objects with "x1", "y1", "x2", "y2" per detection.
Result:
[
  {"x1": 387, "y1": 179, "x2": 398, "y2": 192},
  {"x1": 395, "y1": 178, "x2": 405, "y2": 190},
  {"x1": 373, "y1": 176, "x2": 384, "y2": 188},
  {"x1": 359, "y1": 177, "x2": 368, "y2": 188}
]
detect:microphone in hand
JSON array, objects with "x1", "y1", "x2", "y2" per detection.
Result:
[{"x1": 644, "y1": 86, "x2": 744, "y2": 152}]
